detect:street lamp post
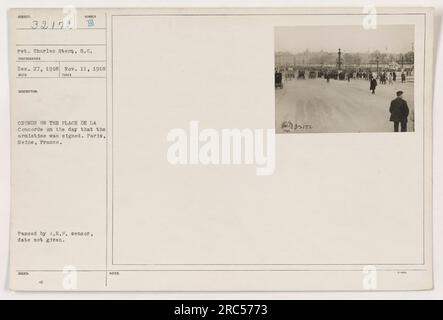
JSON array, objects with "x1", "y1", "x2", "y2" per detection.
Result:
[
  {"x1": 337, "y1": 48, "x2": 342, "y2": 70},
  {"x1": 376, "y1": 56, "x2": 379, "y2": 74}
]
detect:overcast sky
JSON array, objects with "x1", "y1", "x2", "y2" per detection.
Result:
[{"x1": 275, "y1": 25, "x2": 414, "y2": 54}]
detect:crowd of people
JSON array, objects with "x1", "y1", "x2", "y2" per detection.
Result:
[
  {"x1": 362, "y1": 71, "x2": 409, "y2": 94},
  {"x1": 275, "y1": 66, "x2": 412, "y2": 85},
  {"x1": 353, "y1": 70, "x2": 409, "y2": 84}
]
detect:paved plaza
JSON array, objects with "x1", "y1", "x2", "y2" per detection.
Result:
[{"x1": 275, "y1": 77, "x2": 414, "y2": 133}]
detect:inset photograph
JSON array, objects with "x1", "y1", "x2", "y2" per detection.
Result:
[{"x1": 275, "y1": 25, "x2": 415, "y2": 133}]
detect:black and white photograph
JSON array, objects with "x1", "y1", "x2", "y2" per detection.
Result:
[{"x1": 275, "y1": 25, "x2": 415, "y2": 133}]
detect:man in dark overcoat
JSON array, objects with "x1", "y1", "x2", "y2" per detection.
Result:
[
  {"x1": 389, "y1": 90, "x2": 410, "y2": 132},
  {"x1": 370, "y1": 77, "x2": 377, "y2": 94}
]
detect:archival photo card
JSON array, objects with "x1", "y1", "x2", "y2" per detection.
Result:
[{"x1": 7, "y1": 7, "x2": 433, "y2": 291}]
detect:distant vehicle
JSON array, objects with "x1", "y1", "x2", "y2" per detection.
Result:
[
  {"x1": 297, "y1": 70, "x2": 305, "y2": 79},
  {"x1": 330, "y1": 70, "x2": 339, "y2": 80},
  {"x1": 275, "y1": 72, "x2": 283, "y2": 89}
]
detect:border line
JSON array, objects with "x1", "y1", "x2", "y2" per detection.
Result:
[{"x1": 108, "y1": 12, "x2": 427, "y2": 269}]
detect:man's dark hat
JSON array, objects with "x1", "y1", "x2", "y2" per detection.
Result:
[{"x1": 396, "y1": 90, "x2": 404, "y2": 96}]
